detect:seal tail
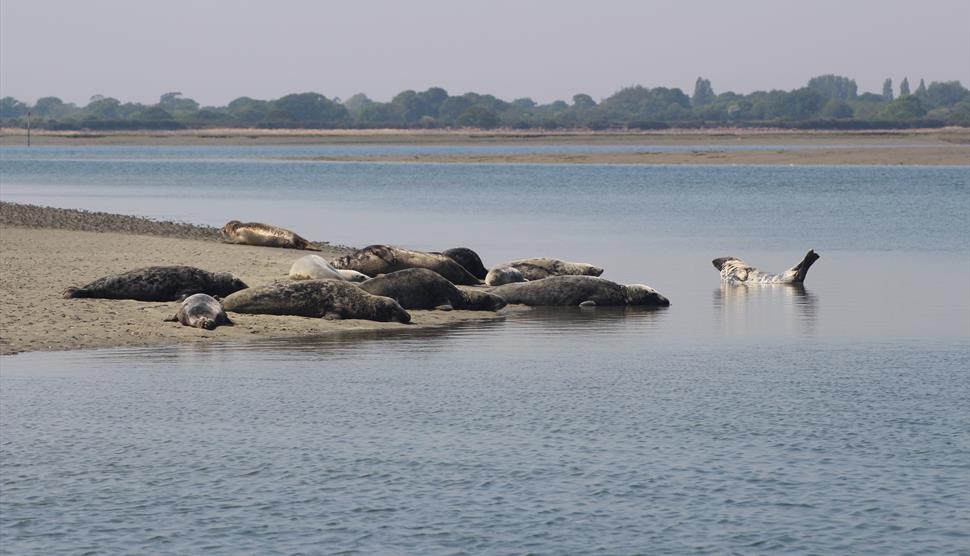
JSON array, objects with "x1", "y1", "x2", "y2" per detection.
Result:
[
  {"x1": 790, "y1": 250, "x2": 820, "y2": 283},
  {"x1": 63, "y1": 287, "x2": 90, "y2": 299}
]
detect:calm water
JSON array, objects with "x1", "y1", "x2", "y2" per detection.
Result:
[{"x1": 1, "y1": 146, "x2": 969, "y2": 554}]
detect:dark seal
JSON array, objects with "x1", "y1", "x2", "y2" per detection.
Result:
[
  {"x1": 165, "y1": 293, "x2": 233, "y2": 330},
  {"x1": 222, "y1": 279, "x2": 411, "y2": 323},
  {"x1": 63, "y1": 266, "x2": 248, "y2": 301},
  {"x1": 441, "y1": 247, "x2": 488, "y2": 280},
  {"x1": 489, "y1": 276, "x2": 669, "y2": 307},
  {"x1": 331, "y1": 245, "x2": 481, "y2": 286},
  {"x1": 359, "y1": 268, "x2": 506, "y2": 311}
]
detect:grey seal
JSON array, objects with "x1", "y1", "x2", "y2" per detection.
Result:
[
  {"x1": 359, "y1": 268, "x2": 506, "y2": 311},
  {"x1": 165, "y1": 293, "x2": 233, "y2": 330},
  {"x1": 63, "y1": 266, "x2": 248, "y2": 301},
  {"x1": 440, "y1": 247, "x2": 488, "y2": 280},
  {"x1": 222, "y1": 279, "x2": 411, "y2": 323},
  {"x1": 502, "y1": 258, "x2": 604, "y2": 280},
  {"x1": 331, "y1": 245, "x2": 481, "y2": 286},
  {"x1": 489, "y1": 276, "x2": 669, "y2": 307},
  {"x1": 485, "y1": 266, "x2": 527, "y2": 286},
  {"x1": 221, "y1": 220, "x2": 319, "y2": 250},
  {"x1": 713, "y1": 250, "x2": 820, "y2": 284},
  {"x1": 289, "y1": 255, "x2": 371, "y2": 282}
]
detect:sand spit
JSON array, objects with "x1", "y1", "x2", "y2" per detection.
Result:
[{"x1": 0, "y1": 204, "x2": 520, "y2": 355}]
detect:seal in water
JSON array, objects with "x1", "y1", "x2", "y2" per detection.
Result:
[
  {"x1": 712, "y1": 250, "x2": 820, "y2": 284},
  {"x1": 489, "y1": 275, "x2": 669, "y2": 307},
  {"x1": 222, "y1": 280, "x2": 411, "y2": 323},
  {"x1": 63, "y1": 266, "x2": 248, "y2": 301},
  {"x1": 288, "y1": 255, "x2": 370, "y2": 282},
  {"x1": 359, "y1": 268, "x2": 506, "y2": 311},
  {"x1": 221, "y1": 220, "x2": 318, "y2": 250},
  {"x1": 441, "y1": 247, "x2": 488, "y2": 280},
  {"x1": 501, "y1": 258, "x2": 604, "y2": 281},
  {"x1": 165, "y1": 293, "x2": 233, "y2": 330},
  {"x1": 485, "y1": 266, "x2": 527, "y2": 286},
  {"x1": 331, "y1": 245, "x2": 481, "y2": 286}
]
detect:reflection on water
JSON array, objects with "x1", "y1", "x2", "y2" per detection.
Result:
[{"x1": 713, "y1": 282, "x2": 818, "y2": 338}]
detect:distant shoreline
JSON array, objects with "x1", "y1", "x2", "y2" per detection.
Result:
[{"x1": 3, "y1": 127, "x2": 966, "y2": 165}]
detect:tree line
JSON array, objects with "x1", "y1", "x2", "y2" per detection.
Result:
[{"x1": 1, "y1": 75, "x2": 968, "y2": 131}]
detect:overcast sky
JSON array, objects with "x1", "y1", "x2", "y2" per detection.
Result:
[{"x1": 2, "y1": 0, "x2": 968, "y2": 107}]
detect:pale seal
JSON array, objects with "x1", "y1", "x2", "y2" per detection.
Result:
[
  {"x1": 221, "y1": 220, "x2": 319, "y2": 250},
  {"x1": 489, "y1": 276, "x2": 669, "y2": 307},
  {"x1": 441, "y1": 247, "x2": 488, "y2": 280},
  {"x1": 485, "y1": 266, "x2": 527, "y2": 286},
  {"x1": 289, "y1": 255, "x2": 373, "y2": 282},
  {"x1": 502, "y1": 258, "x2": 604, "y2": 281},
  {"x1": 331, "y1": 245, "x2": 481, "y2": 286},
  {"x1": 63, "y1": 266, "x2": 248, "y2": 301},
  {"x1": 713, "y1": 250, "x2": 820, "y2": 284},
  {"x1": 222, "y1": 280, "x2": 411, "y2": 323},
  {"x1": 165, "y1": 293, "x2": 233, "y2": 330},
  {"x1": 359, "y1": 268, "x2": 506, "y2": 311}
]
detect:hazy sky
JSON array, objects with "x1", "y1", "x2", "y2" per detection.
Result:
[{"x1": 2, "y1": 0, "x2": 968, "y2": 106}]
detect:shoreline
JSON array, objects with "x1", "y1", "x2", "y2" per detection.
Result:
[
  {"x1": 3, "y1": 127, "x2": 966, "y2": 165},
  {"x1": 0, "y1": 204, "x2": 524, "y2": 356}
]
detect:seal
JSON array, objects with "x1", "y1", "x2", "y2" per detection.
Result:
[
  {"x1": 165, "y1": 293, "x2": 233, "y2": 330},
  {"x1": 502, "y1": 258, "x2": 604, "y2": 281},
  {"x1": 331, "y1": 245, "x2": 481, "y2": 286},
  {"x1": 221, "y1": 220, "x2": 319, "y2": 250},
  {"x1": 63, "y1": 266, "x2": 248, "y2": 301},
  {"x1": 489, "y1": 276, "x2": 669, "y2": 307},
  {"x1": 712, "y1": 250, "x2": 820, "y2": 284},
  {"x1": 441, "y1": 247, "x2": 488, "y2": 280},
  {"x1": 359, "y1": 268, "x2": 506, "y2": 311},
  {"x1": 222, "y1": 279, "x2": 411, "y2": 323},
  {"x1": 289, "y1": 255, "x2": 373, "y2": 283},
  {"x1": 485, "y1": 266, "x2": 527, "y2": 286}
]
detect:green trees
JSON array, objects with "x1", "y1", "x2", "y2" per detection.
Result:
[
  {"x1": 807, "y1": 75, "x2": 858, "y2": 101},
  {"x1": 2, "y1": 76, "x2": 967, "y2": 130},
  {"x1": 882, "y1": 78, "x2": 894, "y2": 101},
  {"x1": 691, "y1": 78, "x2": 716, "y2": 107}
]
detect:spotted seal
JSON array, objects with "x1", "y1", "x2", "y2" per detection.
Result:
[
  {"x1": 440, "y1": 247, "x2": 488, "y2": 280},
  {"x1": 485, "y1": 266, "x2": 527, "y2": 286},
  {"x1": 165, "y1": 293, "x2": 233, "y2": 330},
  {"x1": 63, "y1": 266, "x2": 248, "y2": 301},
  {"x1": 331, "y1": 245, "x2": 481, "y2": 286},
  {"x1": 359, "y1": 268, "x2": 506, "y2": 311},
  {"x1": 221, "y1": 220, "x2": 318, "y2": 250},
  {"x1": 489, "y1": 276, "x2": 669, "y2": 307},
  {"x1": 713, "y1": 250, "x2": 820, "y2": 284},
  {"x1": 222, "y1": 279, "x2": 411, "y2": 323},
  {"x1": 502, "y1": 258, "x2": 604, "y2": 281}
]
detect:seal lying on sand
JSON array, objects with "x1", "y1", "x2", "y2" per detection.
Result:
[
  {"x1": 221, "y1": 220, "x2": 318, "y2": 250},
  {"x1": 64, "y1": 266, "x2": 248, "y2": 301},
  {"x1": 713, "y1": 250, "x2": 820, "y2": 284},
  {"x1": 359, "y1": 268, "x2": 506, "y2": 311},
  {"x1": 222, "y1": 280, "x2": 411, "y2": 323},
  {"x1": 165, "y1": 293, "x2": 233, "y2": 330},
  {"x1": 331, "y1": 245, "x2": 481, "y2": 286},
  {"x1": 489, "y1": 276, "x2": 669, "y2": 307},
  {"x1": 289, "y1": 255, "x2": 371, "y2": 282},
  {"x1": 502, "y1": 258, "x2": 604, "y2": 280},
  {"x1": 440, "y1": 247, "x2": 488, "y2": 280},
  {"x1": 485, "y1": 266, "x2": 527, "y2": 286}
]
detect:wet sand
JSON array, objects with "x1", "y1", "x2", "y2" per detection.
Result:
[{"x1": 0, "y1": 204, "x2": 522, "y2": 356}]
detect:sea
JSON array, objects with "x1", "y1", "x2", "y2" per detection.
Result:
[{"x1": 1, "y1": 144, "x2": 968, "y2": 555}]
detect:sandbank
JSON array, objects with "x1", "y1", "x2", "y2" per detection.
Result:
[{"x1": 0, "y1": 204, "x2": 522, "y2": 356}]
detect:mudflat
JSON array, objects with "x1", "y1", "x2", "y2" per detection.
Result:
[{"x1": 0, "y1": 204, "x2": 520, "y2": 355}]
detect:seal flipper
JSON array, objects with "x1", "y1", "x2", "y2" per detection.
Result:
[
  {"x1": 163, "y1": 314, "x2": 179, "y2": 322},
  {"x1": 789, "y1": 250, "x2": 820, "y2": 283},
  {"x1": 63, "y1": 287, "x2": 89, "y2": 299}
]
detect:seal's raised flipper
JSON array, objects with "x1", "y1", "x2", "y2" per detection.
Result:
[{"x1": 789, "y1": 250, "x2": 820, "y2": 283}]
